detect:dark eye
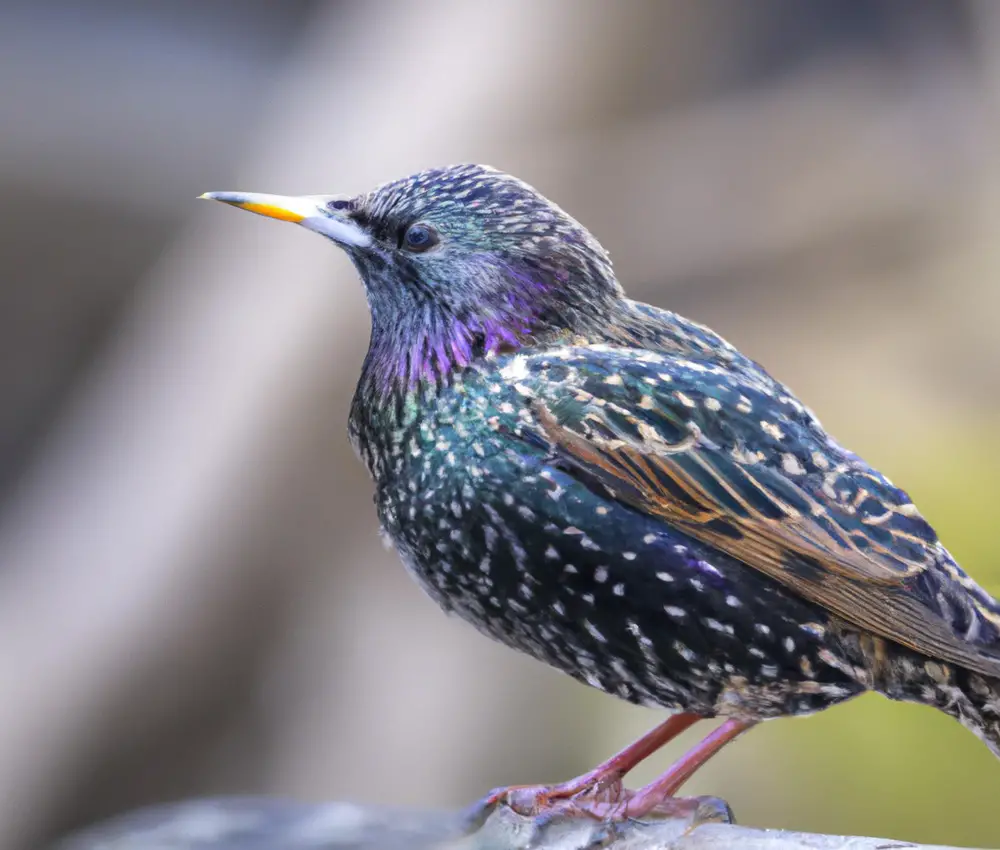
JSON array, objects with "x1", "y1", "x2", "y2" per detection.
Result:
[
  {"x1": 402, "y1": 223, "x2": 439, "y2": 252},
  {"x1": 326, "y1": 198, "x2": 352, "y2": 212}
]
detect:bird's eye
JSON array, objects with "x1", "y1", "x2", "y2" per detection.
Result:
[
  {"x1": 326, "y1": 198, "x2": 352, "y2": 212},
  {"x1": 402, "y1": 223, "x2": 439, "y2": 252}
]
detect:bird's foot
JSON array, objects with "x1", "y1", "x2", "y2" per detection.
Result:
[
  {"x1": 464, "y1": 780, "x2": 733, "y2": 834},
  {"x1": 464, "y1": 788, "x2": 734, "y2": 848},
  {"x1": 466, "y1": 770, "x2": 626, "y2": 826},
  {"x1": 462, "y1": 715, "x2": 747, "y2": 833},
  {"x1": 464, "y1": 791, "x2": 731, "y2": 850},
  {"x1": 545, "y1": 788, "x2": 733, "y2": 825}
]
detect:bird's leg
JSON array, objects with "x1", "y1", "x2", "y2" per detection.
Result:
[
  {"x1": 612, "y1": 718, "x2": 756, "y2": 820},
  {"x1": 477, "y1": 712, "x2": 701, "y2": 818}
]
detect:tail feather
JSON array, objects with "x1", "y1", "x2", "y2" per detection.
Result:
[
  {"x1": 949, "y1": 671, "x2": 1000, "y2": 758},
  {"x1": 832, "y1": 626, "x2": 1000, "y2": 757},
  {"x1": 899, "y1": 662, "x2": 1000, "y2": 757},
  {"x1": 872, "y1": 647, "x2": 1000, "y2": 757}
]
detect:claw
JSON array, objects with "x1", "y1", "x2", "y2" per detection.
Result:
[
  {"x1": 459, "y1": 787, "x2": 508, "y2": 832},
  {"x1": 689, "y1": 795, "x2": 735, "y2": 826}
]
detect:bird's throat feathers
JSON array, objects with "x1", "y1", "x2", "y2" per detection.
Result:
[
  {"x1": 358, "y1": 253, "x2": 615, "y2": 397},
  {"x1": 363, "y1": 301, "x2": 528, "y2": 395}
]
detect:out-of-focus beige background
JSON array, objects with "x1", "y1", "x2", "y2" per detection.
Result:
[{"x1": 2, "y1": 1, "x2": 1000, "y2": 847}]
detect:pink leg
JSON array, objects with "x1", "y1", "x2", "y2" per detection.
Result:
[
  {"x1": 620, "y1": 718, "x2": 756, "y2": 819},
  {"x1": 484, "y1": 712, "x2": 702, "y2": 815}
]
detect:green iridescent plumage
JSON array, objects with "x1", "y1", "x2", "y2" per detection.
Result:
[{"x1": 203, "y1": 164, "x2": 1000, "y2": 809}]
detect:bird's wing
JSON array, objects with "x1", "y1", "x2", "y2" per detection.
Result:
[{"x1": 514, "y1": 347, "x2": 1000, "y2": 677}]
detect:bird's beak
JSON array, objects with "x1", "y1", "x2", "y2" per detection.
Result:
[{"x1": 198, "y1": 191, "x2": 371, "y2": 247}]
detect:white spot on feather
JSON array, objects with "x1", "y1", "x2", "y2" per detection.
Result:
[
  {"x1": 500, "y1": 355, "x2": 529, "y2": 381},
  {"x1": 782, "y1": 453, "x2": 805, "y2": 475},
  {"x1": 761, "y1": 420, "x2": 785, "y2": 440},
  {"x1": 675, "y1": 392, "x2": 696, "y2": 408}
]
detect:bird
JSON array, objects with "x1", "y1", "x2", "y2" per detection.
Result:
[{"x1": 201, "y1": 165, "x2": 1000, "y2": 821}]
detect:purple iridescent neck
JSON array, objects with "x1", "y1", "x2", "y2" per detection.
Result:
[
  {"x1": 362, "y1": 304, "x2": 537, "y2": 396},
  {"x1": 359, "y1": 258, "x2": 556, "y2": 395}
]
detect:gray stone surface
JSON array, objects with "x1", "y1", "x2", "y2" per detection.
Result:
[{"x1": 52, "y1": 798, "x2": 975, "y2": 850}]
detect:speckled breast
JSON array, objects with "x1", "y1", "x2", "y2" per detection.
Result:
[{"x1": 372, "y1": 367, "x2": 864, "y2": 720}]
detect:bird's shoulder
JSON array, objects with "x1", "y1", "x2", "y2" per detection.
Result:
[{"x1": 502, "y1": 339, "x2": 923, "y2": 563}]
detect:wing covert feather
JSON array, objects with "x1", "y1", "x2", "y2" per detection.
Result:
[{"x1": 516, "y1": 347, "x2": 1000, "y2": 677}]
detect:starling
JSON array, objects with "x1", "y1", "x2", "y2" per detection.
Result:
[{"x1": 202, "y1": 166, "x2": 1000, "y2": 819}]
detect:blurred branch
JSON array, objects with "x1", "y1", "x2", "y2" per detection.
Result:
[{"x1": 54, "y1": 798, "x2": 975, "y2": 850}]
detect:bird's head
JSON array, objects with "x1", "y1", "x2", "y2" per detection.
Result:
[{"x1": 202, "y1": 164, "x2": 622, "y2": 389}]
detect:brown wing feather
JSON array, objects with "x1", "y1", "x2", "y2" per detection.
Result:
[{"x1": 532, "y1": 400, "x2": 1000, "y2": 678}]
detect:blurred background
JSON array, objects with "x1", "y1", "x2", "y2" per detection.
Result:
[{"x1": 2, "y1": 0, "x2": 1000, "y2": 847}]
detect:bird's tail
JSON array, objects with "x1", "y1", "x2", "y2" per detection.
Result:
[
  {"x1": 952, "y1": 672, "x2": 1000, "y2": 757},
  {"x1": 873, "y1": 646, "x2": 1000, "y2": 757},
  {"x1": 916, "y1": 667, "x2": 1000, "y2": 758}
]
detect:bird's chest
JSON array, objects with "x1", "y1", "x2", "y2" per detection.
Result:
[
  {"x1": 353, "y1": 375, "x2": 863, "y2": 719},
  {"x1": 364, "y1": 386, "x2": 535, "y2": 629},
  {"x1": 362, "y1": 377, "x2": 646, "y2": 691},
  {"x1": 361, "y1": 388, "x2": 685, "y2": 704}
]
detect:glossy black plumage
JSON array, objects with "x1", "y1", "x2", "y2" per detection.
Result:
[{"x1": 205, "y1": 165, "x2": 1000, "y2": 768}]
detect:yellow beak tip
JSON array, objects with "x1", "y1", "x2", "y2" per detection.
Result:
[{"x1": 242, "y1": 203, "x2": 305, "y2": 223}]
